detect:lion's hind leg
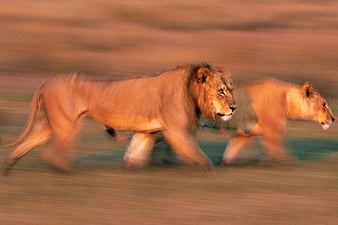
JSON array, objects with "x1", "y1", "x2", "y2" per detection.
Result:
[
  {"x1": 42, "y1": 119, "x2": 83, "y2": 172},
  {"x1": 2, "y1": 118, "x2": 52, "y2": 176},
  {"x1": 39, "y1": 98, "x2": 88, "y2": 172}
]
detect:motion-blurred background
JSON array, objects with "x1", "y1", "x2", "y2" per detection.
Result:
[
  {"x1": 0, "y1": 1, "x2": 337, "y2": 224},
  {"x1": 1, "y1": 0, "x2": 338, "y2": 96}
]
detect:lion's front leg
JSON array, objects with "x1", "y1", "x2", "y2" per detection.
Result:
[
  {"x1": 223, "y1": 134, "x2": 251, "y2": 164},
  {"x1": 123, "y1": 132, "x2": 155, "y2": 168},
  {"x1": 162, "y1": 130, "x2": 213, "y2": 171}
]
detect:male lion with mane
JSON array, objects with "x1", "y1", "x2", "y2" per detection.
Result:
[
  {"x1": 1, "y1": 63, "x2": 237, "y2": 175},
  {"x1": 214, "y1": 78, "x2": 335, "y2": 164}
]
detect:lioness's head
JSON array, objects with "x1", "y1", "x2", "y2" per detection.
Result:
[
  {"x1": 190, "y1": 64, "x2": 237, "y2": 121},
  {"x1": 301, "y1": 82, "x2": 335, "y2": 130}
]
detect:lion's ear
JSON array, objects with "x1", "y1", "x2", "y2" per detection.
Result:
[
  {"x1": 302, "y1": 82, "x2": 314, "y2": 98},
  {"x1": 215, "y1": 66, "x2": 225, "y2": 73},
  {"x1": 196, "y1": 67, "x2": 211, "y2": 83}
]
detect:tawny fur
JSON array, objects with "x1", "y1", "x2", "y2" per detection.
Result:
[
  {"x1": 221, "y1": 78, "x2": 335, "y2": 164},
  {"x1": 1, "y1": 63, "x2": 237, "y2": 175}
]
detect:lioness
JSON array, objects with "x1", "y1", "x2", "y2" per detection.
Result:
[
  {"x1": 1, "y1": 63, "x2": 237, "y2": 175},
  {"x1": 218, "y1": 78, "x2": 335, "y2": 164}
]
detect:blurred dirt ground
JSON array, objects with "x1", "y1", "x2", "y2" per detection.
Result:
[{"x1": 0, "y1": 0, "x2": 338, "y2": 224}]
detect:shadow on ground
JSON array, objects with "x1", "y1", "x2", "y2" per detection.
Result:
[{"x1": 74, "y1": 138, "x2": 338, "y2": 169}]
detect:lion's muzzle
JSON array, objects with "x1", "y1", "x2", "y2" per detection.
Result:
[
  {"x1": 321, "y1": 121, "x2": 333, "y2": 130},
  {"x1": 218, "y1": 114, "x2": 233, "y2": 121},
  {"x1": 321, "y1": 123, "x2": 331, "y2": 130},
  {"x1": 216, "y1": 105, "x2": 236, "y2": 121},
  {"x1": 320, "y1": 115, "x2": 335, "y2": 130}
]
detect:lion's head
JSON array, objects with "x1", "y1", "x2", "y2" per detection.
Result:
[
  {"x1": 300, "y1": 82, "x2": 335, "y2": 130},
  {"x1": 189, "y1": 64, "x2": 237, "y2": 121}
]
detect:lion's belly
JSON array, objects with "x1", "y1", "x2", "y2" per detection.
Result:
[{"x1": 100, "y1": 115, "x2": 163, "y2": 133}]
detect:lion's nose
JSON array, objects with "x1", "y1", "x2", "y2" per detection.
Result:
[
  {"x1": 332, "y1": 116, "x2": 335, "y2": 122},
  {"x1": 230, "y1": 105, "x2": 237, "y2": 112}
]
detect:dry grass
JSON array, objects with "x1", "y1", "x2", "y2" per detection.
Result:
[
  {"x1": 0, "y1": 0, "x2": 338, "y2": 82},
  {"x1": 1, "y1": 164, "x2": 338, "y2": 225},
  {"x1": 0, "y1": 103, "x2": 338, "y2": 225}
]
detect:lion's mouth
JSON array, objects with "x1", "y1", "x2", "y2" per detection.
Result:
[
  {"x1": 217, "y1": 112, "x2": 233, "y2": 121},
  {"x1": 320, "y1": 122, "x2": 331, "y2": 130}
]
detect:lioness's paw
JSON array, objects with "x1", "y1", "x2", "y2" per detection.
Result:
[{"x1": 123, "y1": 158, "x2": 149, "y2": 169}]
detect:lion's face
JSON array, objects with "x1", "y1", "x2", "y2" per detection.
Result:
[
  {"x1": 302, "y1": 83, "x2": 336, "y2": 130},
  {"x1": 193, "y1": 66, "x2": 237, "y2": 121}
]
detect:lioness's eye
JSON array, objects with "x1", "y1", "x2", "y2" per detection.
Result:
[
  {"x1": 323, "y1": 102, "x2": 327, "y2": 110},
  {"x1": 218, "y1": 89, "x2": 225, "y2": 96}
]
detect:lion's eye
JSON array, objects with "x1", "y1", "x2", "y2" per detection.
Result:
[
  {"x1": 323, "y1": 102, "x2": 327, "y2": 111},
  {"x1": 218, "y1": 89, "x2": 225, "y2": 96}
]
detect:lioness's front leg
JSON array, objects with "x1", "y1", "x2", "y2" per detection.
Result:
[
  {"x1": 162, "y1": 130, "x2": 213, "y2": 171},
  {"x1": 123, "y1": 132, "x2": 155, "y2": 168},
  {"x1": 261, "y1": 135, "x2": 293, "y2": 162}
]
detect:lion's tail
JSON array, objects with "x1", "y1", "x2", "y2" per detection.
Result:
[{"x1": 1, "y1": 82, "x2": 45, "y2": 148}]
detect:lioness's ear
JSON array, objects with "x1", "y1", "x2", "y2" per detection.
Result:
[
  {"x1": 196, "y1": 67, "x2": 210, "y2": 83},
  {"x1": 303, "y1": 82, "x2": 314, "y2": 98}
]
